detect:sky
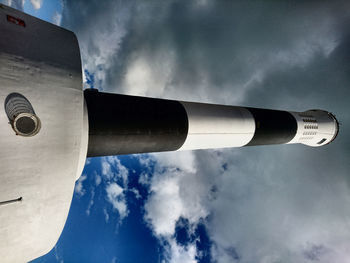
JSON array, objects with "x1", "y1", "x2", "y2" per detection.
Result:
[{"x1": 2, "y1": 1, "x2": 350, "y2": 263}]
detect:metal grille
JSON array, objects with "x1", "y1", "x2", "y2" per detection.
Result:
[
  {"x1": 5, "y1": 93, "x2": 35, "y2": 121},
  {"x1": 4, "y1": 93, "x2": 41, "y2": 136}
]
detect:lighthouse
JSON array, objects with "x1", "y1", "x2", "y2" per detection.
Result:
[{"x1": 0, "y1": 4, "x2": 339, "y2": 263}]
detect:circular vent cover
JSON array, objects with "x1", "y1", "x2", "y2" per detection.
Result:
[{"x1": 13, "y1": 112, "x2": 41, "y2": 136}]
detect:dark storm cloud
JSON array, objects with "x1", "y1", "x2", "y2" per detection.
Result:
[
  {"x1": 61, "y1": 1, "x2": 350, "y2": 262},
  {"x1": 63, "y1": 1, "x2": 349, "y2": 102},
  {"x1": 61, "y1": 0, "x2": 135, "y2": 90}
]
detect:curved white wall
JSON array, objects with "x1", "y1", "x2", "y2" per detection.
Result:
[{"x1": 0, "y1": 5, "x2": 85, "y2": 263}]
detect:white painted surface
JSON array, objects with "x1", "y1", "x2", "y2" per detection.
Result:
[
  {"x1": 76, "y1": 100, "x2": 89, "y2": 180},
  {"x1": 179, "y1": 102, "x2": 255, "y2": 150},
  {"x1": 0, "y1": 5, "x2": 85, "y2": 263},
  {"x1": 288, "y1": 110, "x2": 338, "y2": 147}
]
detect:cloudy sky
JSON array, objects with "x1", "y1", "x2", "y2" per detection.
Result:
[{"x1": 3, "y1": 0, "x2": 350, "y2": 262}]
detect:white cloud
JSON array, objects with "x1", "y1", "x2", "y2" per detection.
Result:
[
  {"x1": 54, "y1": 245, "x2": 64, "y2": 263},
  {"x1": 141, "y1": 146, "x2": 350, "y2": 263},
  {"x1": 3, "y1": 0, "x2": 12, "y2": 6},
  {"x1": 151, "y1": 151, "x2": 196, "y2": 174},
  {"x1": 74, "y1": 174, "x2": 87, "y2": 197},
  {"x1": 101, "y1": 159, "x2": 112, "y2": 179},
  {"x1": 95, "y1": 174, "x2": 101, "y2": 186},
  {"x1": 107, "y1": 156, "x2": 129, "y2": 187},
  {"x1": 138, "y1": 172, "x2": 151, "y2": 186},
  {"x1": 99, "y1": 157, "x2": 130, "y2": 223},
  {"x1": 122, "y1": 46, "x2": 176, "y2": 97},
  {"x1": 145, "y1": 172, "x2": 184, "y2": 236},
  {"x1": 106, "y1": 183, "x2": 128, "y2": 221},
  {"x1": 81, "y1": 157, "x2": 130, "y2": 221},
  {"x1": 85, "y1": 158, "x2": 91, "y2": 165},
  {"x1": 143, "y1": 152, "x2": 214, "y2": 236},
  {"x1": 2, "y1": 0, "x2": 25, "y2": 10},
  {"x1": 107, "y1": 182, "x2": 123, "y2": 196},
  {"x1": 101, "y1": 156, "x2": 129, "y2": 187},
  {"x1": 130, "y1": 188, "x2": 141, "y2": 199},
  {"x1": 205, "y1": 148, "x2": 350, "y2": 263},
  {"x1": 30, "y1": 0, "x2": 42, "y2": 10},
  {"x1": 85, "y1": 188, "x2": 95, "y2": 216},
  {"x1": 143, "y1": 151, "x2": 212, "y2": 261},
  {"x1": 52, "y1": 11, "x2": 62, "y2": 26},
  {"x1": 166, "y1": 240, "x2": 197, "y2": 263},
  {"x1": 103, "y1": 208, "x2": 110, "y2": 223}
]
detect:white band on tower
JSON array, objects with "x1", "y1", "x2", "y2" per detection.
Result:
[{"x1": 178, "y1": 102, "x2": 255, "y2": 150}]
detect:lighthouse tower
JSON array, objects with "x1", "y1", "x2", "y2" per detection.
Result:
[{"x1": 0, "y1": 5, "x2": 339, "y2": 263}]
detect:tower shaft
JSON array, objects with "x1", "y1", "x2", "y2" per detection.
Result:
[{"x1": 85, "y1": 89, "x2": 339, "y2": 157}]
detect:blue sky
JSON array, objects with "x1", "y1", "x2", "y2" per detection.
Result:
[
  {"x1": 22, "y1": 0, "x2": 61, "y2": 23},
  {"x1": 30, "y1": 154, "x2": 213, "y2": 263},
  {"x1": 3, "y1": 1, "x2": 350, "y2": 263},
  {"x1": 32, "y1": 156, "x2": 168, "y2": 263}
]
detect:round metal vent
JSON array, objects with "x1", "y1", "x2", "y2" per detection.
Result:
[{"x1": 4, "y1": 93, "x2": 41, "y2": 136}]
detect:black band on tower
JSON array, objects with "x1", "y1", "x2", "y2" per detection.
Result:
[
  {"x1": 245, "y1": 108, "x2": 297, "y2": 146},
  {"x1": 85, "y1": 89, "x2": 189, "y2": 157}
]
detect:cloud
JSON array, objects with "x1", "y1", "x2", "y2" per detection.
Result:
[
  {"x1": 101, "y1": 156, "x2": 129, "y2": 187},
  {"x1": 52, "y1": 11, "x2": 62, "y2": 26},
  {"x1": 101, "y1": 158, "x2": 112, "y2": 179},
  {"x1": 61, "y1": 0, "x2": 133, "y2": 91},
  {"x1": 95, "y1": 173, "x2": 101, "y2": 186},
  {"x1": 62, "y1": 1, "x2": 347, "y2": 105},
  {"x1": 144, "y1": 152, "x2": 209, "y2": 237},
  {"x1": 54, "y1": 245, "x2": 64, "y2": 263},
  {"x1": 106, "y1": 183, "x2": 128, "y2": 221},
  {"x1": 2, "y1": 0, "x2": 24, "y2": 10},
  {"x1": 130, "y1": 188, "x2": 141, "y2": 199},
  {"x1": 107, "y1": 182, "x2": 123, "y2": 197},
  {"x1": 106, "y1": 156, "x2": 129, "y2": 187},
  {"x1": 85, "y1": 188, "x2": 95, "y2": 216},
  {"x1": 142, "y1": 152, "x2": 212, "y2": 261},
  {"x1": 85, "y1": 158, "x2": 91, "y2": 165},
  {"x1": 100, "y1": 157, "x2": 130, "y2": 222},
  {"x1": 74, "y1": 174, "x2": 87, "y2": 197},
  {"x1": 165, "y1": 239, "x2": 197, "y2": 263},
  {"x1": 205, "y1": 148, "x2": 350, "y2": 263},
  {"x1": 138, "y1": 172, "x2": 151, "y2": 186},
  {"x1": 83, "y1": 157, "x2": 130, "y2": 223},
  {"x1": 143, "y1": 145, "x2": 350, "y2": 262},
  {"x1": 103, "y1": 208, "x2": 110, "y2": 223},
  {"x1": 61, "y1": 1, "x2": 350, "y2": 262},
  {"x1": 30, "y1": 0, "x2": 42, "y2": 10},
  {"x1": 145, "y1": 171, "x2": 184, "y2": 236}
]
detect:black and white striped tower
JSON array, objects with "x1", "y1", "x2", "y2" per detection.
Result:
[{"x1": 84, "y1": 89, "x2": 339, "y2": 157}]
